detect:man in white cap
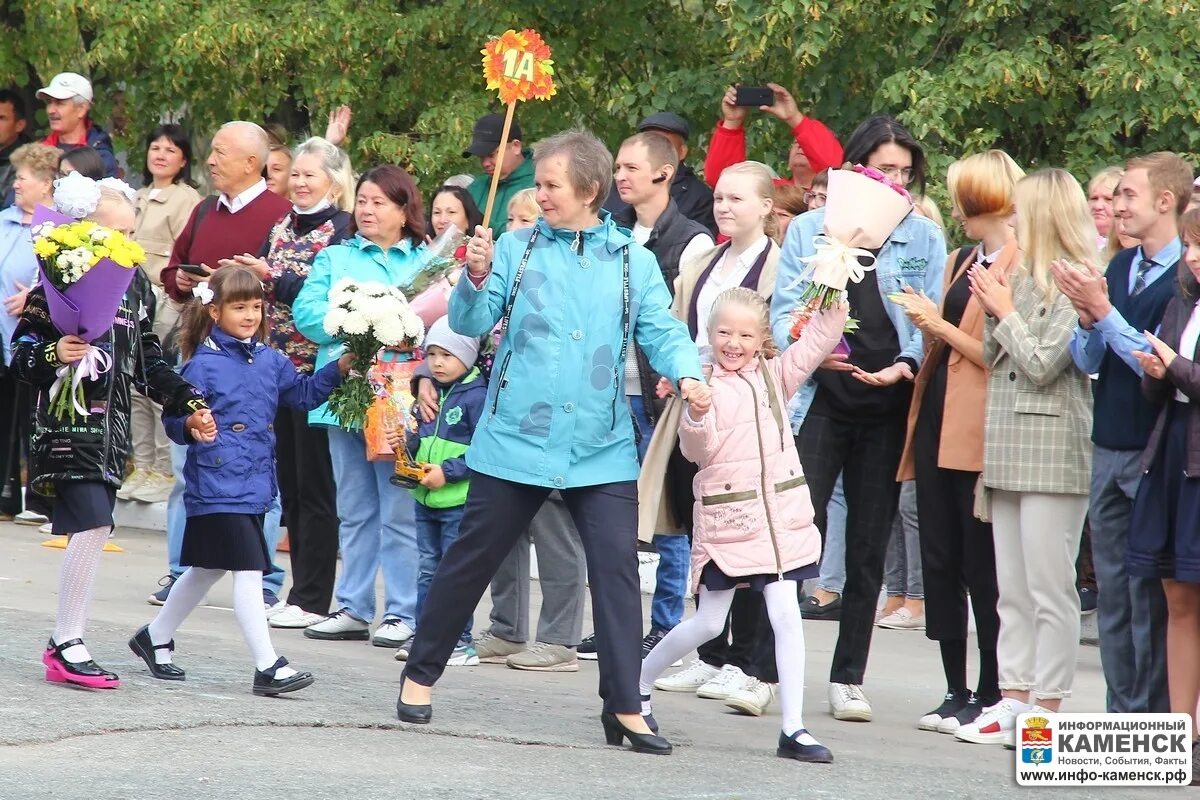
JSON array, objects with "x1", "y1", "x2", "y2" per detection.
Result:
[{"x1": 37, "y1": 72, "x2": 117, "y2": 177}]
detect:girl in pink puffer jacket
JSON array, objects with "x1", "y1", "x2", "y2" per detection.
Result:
[{"x1": 640, "y1": 287, "x2": 848, "y2": 765}]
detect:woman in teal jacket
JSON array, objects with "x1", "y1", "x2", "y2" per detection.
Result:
[
  {"x1": 292, "y1": 165, "x2": 427, "y2": 649},
  {"x1": 398, "y1": 129, "x2": 708, "y2": 755}
]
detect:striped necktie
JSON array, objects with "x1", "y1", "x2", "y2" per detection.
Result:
[{"x1": 1132, "y1": 258, "x2": 1155, "y2": 297}]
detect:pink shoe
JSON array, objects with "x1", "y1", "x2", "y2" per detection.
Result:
[{"x1": 43, "y1": 639, "x2": 120, "y2": 689}]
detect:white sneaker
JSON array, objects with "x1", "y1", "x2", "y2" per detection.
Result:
[
  {"x1": 38, "y1": 522, "x2": 53, "y2": 535},
  {"x1": 876, "y1": 607, "x2": 926, "y2": 630},
  {"x1": 696, "y1": 664, "x2": 748, "y2": 700},
  {"x1": 372, "y1": 619, "x2": 415, "y2": 648},
  {"x1": 131, "y1": 471, "x2": 173, "y2": 504},
  {"x1": 14, "y1": 510, "x2": 48, "y2": 526},
  {"x1": 263, "y1": 600, "x2": 288, "y2": 620},
  {"x1": 828, "y1": 682, "x2": 873, "y2": 722},
  {"x1": 954, "y1": 698, "x2": 1038, "y2": 745},
  {"x1": 446, "y1": 643, "x2": 480, "y2": 666},
  {"x1": 117, "y1": 468, "x2": 150, "y2": 500},
  {"x1": 303, "y1": 609, "x2": 370, "y2": 641},
  {"x1": 270, "y1": 605, "x2": 327, "y2": 629},
  {"x1": 725, "y1": 677, "x2": 776, "y2": 716},
  {"x1": 653, "y1": 658, "x2": 720, "y2": 692}
]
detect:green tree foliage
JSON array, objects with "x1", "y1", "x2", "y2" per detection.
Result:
[{"x1": 3, "y1": 0, "x2": 1196, "y2": 204}]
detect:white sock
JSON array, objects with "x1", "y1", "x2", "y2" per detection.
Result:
[
  {"x1": 148, "y1": 567, "x2": 224, "y2": 664},
  {"x1": 232, "y1": 571, "x2": 295, "y2": 678},
  {"x1": 52, "y1": 527, "x2": 111, "y2": 663},
  {"x1": 764, "y1": 580, "x2": 812, "y2": 739},
  {"x1": 639, "y1": 586, "x2": 736, "y2": 697}
]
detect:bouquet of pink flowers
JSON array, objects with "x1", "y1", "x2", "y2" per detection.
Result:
[
  {"x1": 788, "y1": 165, "x2": 914, "y2": 311},
  {"x1": 408, "y1": 223, "x2": 468, "y2": 328}
]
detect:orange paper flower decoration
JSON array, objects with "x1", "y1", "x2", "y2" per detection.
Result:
[{"x1": 481, "y1": 29, "x2": 556, "y2": 104}]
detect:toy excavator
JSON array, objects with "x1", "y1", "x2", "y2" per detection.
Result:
[{"x1": 390, "y1": 449, "x2": 433, "y2": 489}]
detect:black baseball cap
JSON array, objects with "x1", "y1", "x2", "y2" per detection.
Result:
[
  {"x1": 463, "y1": 113, "x2": 524, "y2": 158},
  {"x1": 638, "y1": 112, "x2": 690, "y2": 140}
]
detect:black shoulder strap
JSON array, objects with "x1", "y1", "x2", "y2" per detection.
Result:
[{"x1": 496, "y1": 228, "x2": 539, "y2": 345}]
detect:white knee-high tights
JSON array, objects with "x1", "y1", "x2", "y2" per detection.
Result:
[
  {"x1": 52, "y1": 527, "x2": 111, "y2": 663},
  {"x1": 149, "y1": 567, "x2": 295, "y2": 677},
  {"x1": 640, "y1": 580, "x2": 812, "y2": 737}
]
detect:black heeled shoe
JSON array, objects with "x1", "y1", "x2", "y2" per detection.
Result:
[
  {"x1": 396, "y1": 676, "x2": 432, "y2": 724},
  {"x1": 129, "y1": 625, "x2": 185, "y2": 680},
  {"x1": 777, "y1": 730, "x2": 834, "y2": 763},
  {"x1": 252, "y1": 657, "x2": 314, "y2": 696},
  {"x1": 600, "y1": 711, "x2": 672, "y2": 755},
  {"x1": 42, "y1": 638, "x2": 120, "y2": 689}
]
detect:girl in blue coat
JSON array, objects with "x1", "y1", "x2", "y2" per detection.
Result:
[
  {"x1": 398, "y1": 129, "x2": 710, "y2": 755},
  {"x1": 130, "y1": 266, "x2": 351, "y2": 696}
]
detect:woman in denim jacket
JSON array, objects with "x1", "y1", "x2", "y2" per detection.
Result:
[{"x1": 769, "y1": 116, "x2": 947, "y2": 723}]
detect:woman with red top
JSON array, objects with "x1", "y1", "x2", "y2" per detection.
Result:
[
  {"x1": 218, "y1": 136, "x2": 356, "y2": 629},
  {"x1": 703, "y1": 84, "x2": 843, "y2": 190}
]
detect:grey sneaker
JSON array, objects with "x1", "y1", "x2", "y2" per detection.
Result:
[
  {"x1": 473, "y1": 631, "x2": 527, "y2": 664},
  {"x1": 506, "y1": 642, "x2": 579, "y2": 673}
]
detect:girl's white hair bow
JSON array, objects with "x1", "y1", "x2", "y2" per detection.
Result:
[{"x1": 192, "y1": 282, "x2": 214, "y2": 305}]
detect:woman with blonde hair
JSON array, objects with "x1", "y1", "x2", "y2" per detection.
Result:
[
  {"x1": 1088, "y1": 166, "x2": 1123, "y2": 248},
  {"x1": 896, "y1": 149, "x2": 1024, "y2": 733},
  {"x1": 954, "y1": 168, "x2": 1095, "y2": 745},
  {"x1": 219, "y1": 135, "x2": 357, "y2": 629}
]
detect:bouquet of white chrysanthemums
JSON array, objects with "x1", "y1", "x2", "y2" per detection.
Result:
[{"x1": 323, "y1": 279, "x2": 425, "y2": 430}]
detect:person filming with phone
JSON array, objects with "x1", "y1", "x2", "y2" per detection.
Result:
[{"x1": 704, "y1": 83, "x2": 844, "y2": 192}]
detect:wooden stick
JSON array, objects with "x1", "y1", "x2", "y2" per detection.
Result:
[{"x1": 481, "y1": 100, "x2": 517, "y2": 230}]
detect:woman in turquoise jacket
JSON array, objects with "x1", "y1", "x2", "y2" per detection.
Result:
[
  {"x1": 398, "y1": 129, "x2": 708, "y2": 755},
  {"x1": 292, "y1": 165, "x2": 427, "y2": 650}
]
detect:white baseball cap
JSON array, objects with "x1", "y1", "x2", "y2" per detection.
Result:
[{"x1": 37, "y1": 72, "x2": 93, "y2": 103}]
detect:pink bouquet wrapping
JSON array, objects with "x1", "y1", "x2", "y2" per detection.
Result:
[
  {"x1": 30, "y1": 205, "x2": 143, "y2": 420},
  {"x1": 407, "y1": 223, "x2": 467, "y2": 328},
  {"x1": 788, "y1": 166, "x2": 914, "y2": 311}
]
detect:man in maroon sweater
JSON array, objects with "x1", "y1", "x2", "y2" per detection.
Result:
[
  {"x1": 151, "y1": 120, "x2": 290, "y2": 607},
  {"x1": 162, "y1": 120, "x2": 291, "y2": 301}
]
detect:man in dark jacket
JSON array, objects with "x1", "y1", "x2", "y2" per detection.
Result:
[
  {"x1": 608, "y1": 131, "x2": 711, "y2": 657},
  {"x1": 36, "y1": 73, "x2": 118, "y2": 178},
  {"x1": 0, "y1": 89, "x2": 30, "y2": 208},
  {"x1": 604, "y1": 112, "x2": 716, "y2": 234}
]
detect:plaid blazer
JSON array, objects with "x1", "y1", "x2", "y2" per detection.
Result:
[{"x1": 982, "y1": 268, "x2": 1093, "y2": 495}]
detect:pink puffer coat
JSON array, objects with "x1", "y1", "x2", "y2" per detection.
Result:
[{"x1": 678, "y1": 306, "x2": 848, "y2": 591}]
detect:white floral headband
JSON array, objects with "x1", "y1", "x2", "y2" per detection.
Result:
[
  {"x1": 192, "y1": 282, "x2": 214, "y2": 305},
  {"x1": 52, "y1": 172, "x2": 137, "y2": 219}
]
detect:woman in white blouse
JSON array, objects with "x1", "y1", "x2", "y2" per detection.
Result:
[{"x1": 639, "y1": 161, "x2": 781, "y2": 699}]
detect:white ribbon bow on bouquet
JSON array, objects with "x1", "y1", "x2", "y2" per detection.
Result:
[
  {"x1": 50, "y1": 345, "x2": 113, "y2": 418},
  {"x1": 783, "y1": 234, "x2": 878, "y2": 292}
]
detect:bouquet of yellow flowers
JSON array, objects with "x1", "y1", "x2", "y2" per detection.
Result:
[{"x1": 31, "y1": 205, "x2": 146, "y2": 421}]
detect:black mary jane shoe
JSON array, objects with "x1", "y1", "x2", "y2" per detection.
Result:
[
  {"x1": 128, "y1": 625, "x2": 185, "y2": 681},
  {"x1": 396, "y1": 676, "x2": 432, "y2": 724},
  {"x1": 252, "y1": 657, "x2": 314, "y2": 697},
  {"x1": 42, "y1": 638, "x2": 120, "y2": 688},
  {"x1": 601, "y1": 711, "x2": 672, "y2": 755},
  {"x1": 640, "y1": 693, "x2": 659, "y2": 734},
  {"x1": 777, "y1": 730, "x2": 834, "y2": 763}
]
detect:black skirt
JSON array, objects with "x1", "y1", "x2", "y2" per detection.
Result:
[
  {"x1": 1128, "y1": 403, "x2": 1200, "y2": 583},
  {"x1": 181, "y1": 513, "x2": 271, "y2": 572},
  {"x1": 700, "y1": 559, "x2": 818, "y2": 592},
  {"x1": 51, "y1": 480, "x2": 116, "y2": 536}
]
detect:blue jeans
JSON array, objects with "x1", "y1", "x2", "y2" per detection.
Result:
[
  {"x1": 415, "y1": 503, "x2": 471, "y2": 644},
  {"x1": 884, "y1": 480, "x2": 923, "y2": 598},
  {"x1": 816, "y1": 474, "x2": 847, "y2": 594},
  {"x1": 167, "y1": 441, "x2": 285, "y2": 596},
  {"x1": 327, "y1": 427, "x2": 418, "y2": 626},
  {"x1": 629, "y1": 394, "x2": 688, "y2": 631}
]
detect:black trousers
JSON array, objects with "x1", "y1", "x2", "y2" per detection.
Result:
[
  {"x1": 912, "y1": 413, "x2": 1000, "y2": 647},
  {"x1": 0, "y1": 373, "x2": 51, "y2": 518},
  {"x1": 275, "y1": 407, "x2": 340, "y2": 614},
  {"x1": 696, "y1": 588, "x2": 775, "y2": 678},
  {"x1": 796, "y1": 413, "x2": 905, "y2": 685},
  {"x1": 404, "y1": 473, "x2": 644, "y2": 713}
]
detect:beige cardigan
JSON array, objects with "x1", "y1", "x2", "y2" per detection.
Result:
[
  {"x1": 133, "y1": 182, "x2": 203, "y2": 287},
  {"x1": 636, "y1": 240, "x2": 780, "y2": 542}
]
